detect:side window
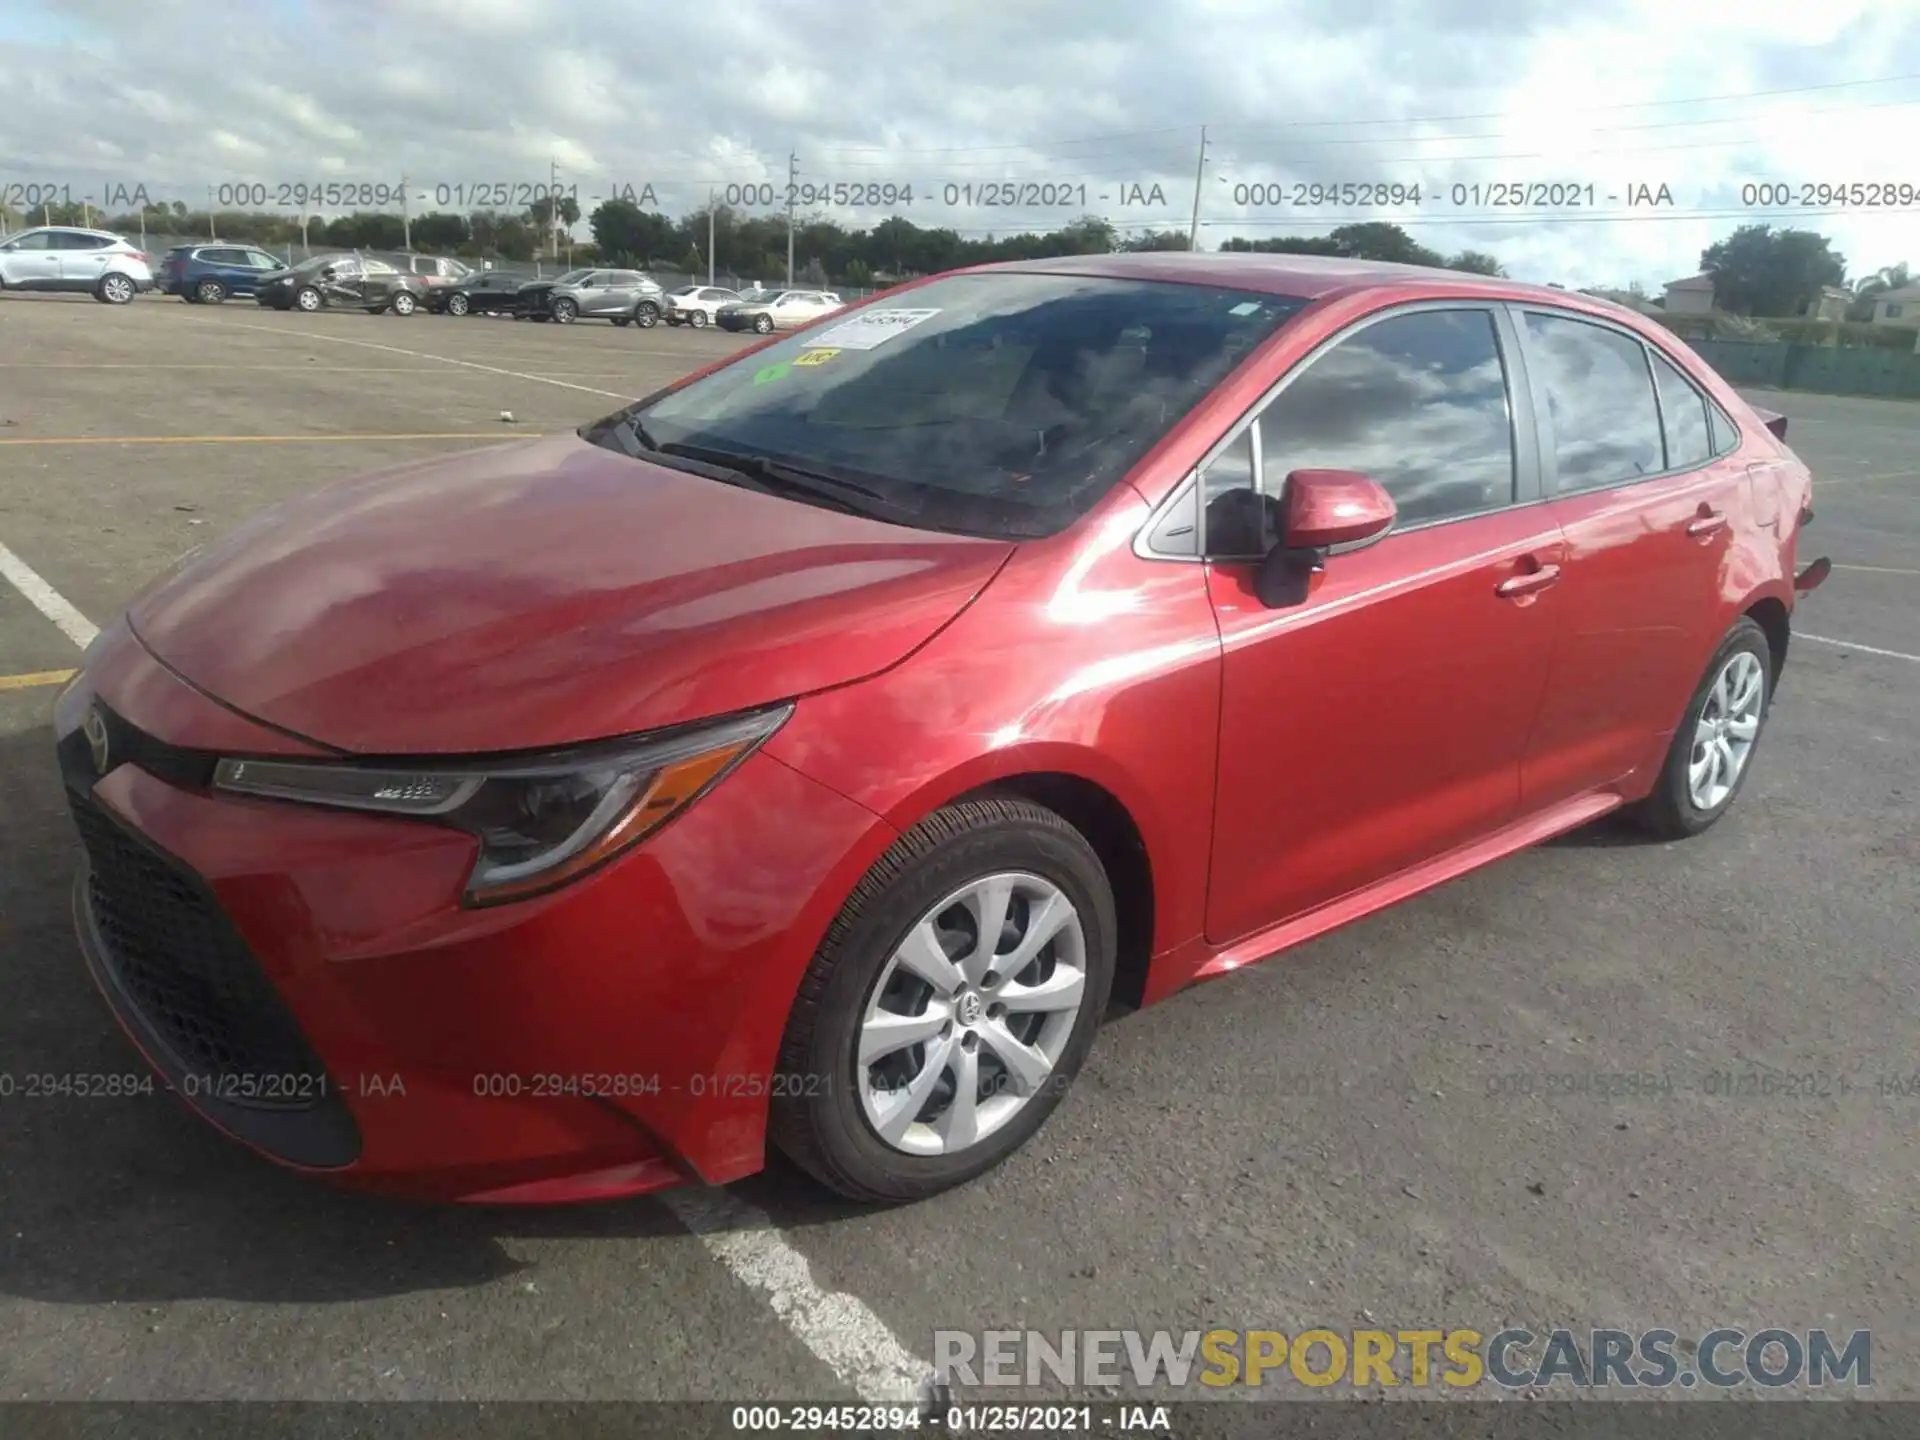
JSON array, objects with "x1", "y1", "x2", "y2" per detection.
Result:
[
  {"x1": 203, "y1": 248, "x2": 241, "y2": 265},
  {"x1": 1708, "y1": 402, "x2": 1740, "y2": 456},
  {"x1": 8, "y1": 231, "x2": 54, "y2": 251},
  {"x1": 1649, "y1": 350, "x2": 1712, "y2": 471},
  {"x1": 1255, "y1": 308, "x2": 1517, "y2": 528},
  {"x1": 1523, "y1": 312, "x2": 1664, "y2": 492},
  {"x1": 55, "y1": 231, "x2": 104, "y2": 249}
]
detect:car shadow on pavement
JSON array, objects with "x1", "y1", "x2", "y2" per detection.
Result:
[{"x1": 0, "y1": 721, "x2": 882, "y2": 1309}]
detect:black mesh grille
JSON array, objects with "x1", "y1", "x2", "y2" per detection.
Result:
[{"x1": 69, "y1": 789, "x2": 331, "y2": 1111}]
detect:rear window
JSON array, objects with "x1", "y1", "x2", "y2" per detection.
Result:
[{"x1": 596, "y1": 272, "x2": 1305, "y2": 539}]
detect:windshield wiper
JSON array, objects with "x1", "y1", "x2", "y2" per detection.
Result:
[{"x1": 657, "y1": 442, "x2": 918, "y2": 522}]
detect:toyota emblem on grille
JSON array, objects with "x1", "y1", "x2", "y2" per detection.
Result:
[{"x1": 82, "y1": 705, "x2": 111, "y2": 776}]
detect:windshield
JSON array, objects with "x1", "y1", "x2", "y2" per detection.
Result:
[
  {"x1": 551, "y1": 269, "x2": 592, "y2": 285},
  {"x1": 736, "y1": 289, "x2": 783, "y2": 304},
  {"x1": 586, "y1": 272, "x2": 1304, "y2": 539}
]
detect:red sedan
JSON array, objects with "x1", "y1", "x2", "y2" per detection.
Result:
[{"x1": 56, "y1": 253, "x2": 1829, "y2": 1205}]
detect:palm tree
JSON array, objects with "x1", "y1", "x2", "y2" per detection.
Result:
[{"x1": 1847, "y1": 261, "x2": 1912, "y2": 320}]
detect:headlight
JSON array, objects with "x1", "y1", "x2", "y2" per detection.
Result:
[{"x1": 212, "y1": 705, "x2": 791, "y2": 905}]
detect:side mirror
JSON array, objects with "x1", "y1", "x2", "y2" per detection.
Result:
[{"x1": 1253, "y1": 469, "x2": 1396, "y2": 608}]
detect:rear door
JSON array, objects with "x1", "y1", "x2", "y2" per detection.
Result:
[
  {"x1": 1196, "y1": 302, "x2": 1565, "y2": 944},
  {"x1": 1512, "y1": 307, "x2": 1750, "y2": 809},
  {"x1": 53, "y1": 231, "x2": 115, "y2": 289},
  {"x1": 597, "y1": 270, "x2": 640, "y2": 317}
]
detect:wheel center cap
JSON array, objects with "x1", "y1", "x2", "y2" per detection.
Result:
[{"x1": 957, "y1": 992, "x2": 983, "y2": 1027}]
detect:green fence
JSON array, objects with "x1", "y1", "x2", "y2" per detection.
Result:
[{"x1": 1688, "y1": 339, "x2": 1920, "y2": 400}]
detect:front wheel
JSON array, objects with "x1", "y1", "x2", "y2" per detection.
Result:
[
  {"x1": 446, "y1": 292, "x2": 471, "y2": 316},
  {"x1": 769, "y1": 796, "x2": 1116, "y2": 1204},
  {"x1": 752, "y1": 313, "x2": 774, "y2": 334},
  {"x1": 294, "y1": 286, "x2": 323, "y2": 312},
  {"x1": 1630, "y1": 617, "x2": 1773, "y2": 839},
  {"x1": 95, "y1": 273, "x2": 137, "y2": 305},
  {"x1": 550, "y1": 297, "x2": 577, "y2": 323}
]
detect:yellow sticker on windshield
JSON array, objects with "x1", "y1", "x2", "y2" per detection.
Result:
[{"x1": 793, "y1": 348, "x2": 839, "y2": 367}]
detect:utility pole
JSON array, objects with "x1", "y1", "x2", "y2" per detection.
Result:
[
  {"x1": 786, "y1": 151, "x2": 797, "y2": 286},
  {"x1": 206, "y1": 185, "x2": 216, "y2": 240},
  {"x1": 401, "y1": 173, "x2": 411, "y2": 251},
  {"x1": 708, "y1": 184, "x2": 716, "y2": 286},
  {"x1": 1187, "y1": 125, "x2": 1209, "y2": 251},
  {"x1": 549, "y1": 157, "x2": 562, "y2": 261}
]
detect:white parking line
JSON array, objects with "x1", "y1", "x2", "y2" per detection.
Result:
[
  {"x1": 0, "y1": 540, "x2": 98, "y2": 648},
  {"x1": 1836, "y1": 563, "x2": 1920, "y2": 577},
  {"x1": 210, "y1": 320, "x2": 633, "y2": 400},
  {"x1": 0, "y1": 535, "x2": 936, "y2": 1407},
  {"x1": 1798, "y1": 632, "x2": 1920, "y2": 664},
  {"x1": 663, "y1": 1188, "x2": 934, "y2": 1404}
]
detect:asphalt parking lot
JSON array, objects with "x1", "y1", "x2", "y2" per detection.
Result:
[{"x1": 1, "y1": 292, "x2": 1915, "y2": 1409}]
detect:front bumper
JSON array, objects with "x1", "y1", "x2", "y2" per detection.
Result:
[{"x1": 56, "y1": 619, "x2": 895, "y2": 1203}]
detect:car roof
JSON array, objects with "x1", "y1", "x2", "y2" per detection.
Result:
[
  {"x1": 20, "y1": 226, "x2": 121, "y2": 241},
  {"x1": 961, "y1": 250, "x2": 1585, "y2": 307}
]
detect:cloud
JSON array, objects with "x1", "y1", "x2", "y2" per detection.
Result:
[{"x1": 0, "y1": 0, "x2": 1914, "y2": 286}]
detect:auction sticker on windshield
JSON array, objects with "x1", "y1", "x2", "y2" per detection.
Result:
[{"x1": 804, "y1": 308, "x2": 941, "y2": 350}]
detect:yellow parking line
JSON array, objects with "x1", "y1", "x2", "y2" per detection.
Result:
[
  {"x1": 0, "y1": 669, "x2": 75, "y2": 692},
  {"x1": 0, "y1": 432, "x2": 530, "y2": 446}
]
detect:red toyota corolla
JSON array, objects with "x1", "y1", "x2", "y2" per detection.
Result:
[{"x1": 57, "y1": 253, "x2": 1829, "y2": 1205}]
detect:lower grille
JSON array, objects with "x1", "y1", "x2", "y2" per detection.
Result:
[{"x1": 69, "y1": 789, "x2": 331, "y2": 1111}]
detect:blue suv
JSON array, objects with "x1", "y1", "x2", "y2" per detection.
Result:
[{"x1": 161, "y1": 243, "x2": 289, "y2": 303}]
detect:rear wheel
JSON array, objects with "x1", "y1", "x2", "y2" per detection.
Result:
[
  {"x1": 612, "y1": 316, "x2": 631, "y2": 327},
  {"x1": 1630, "y1": 617, "x2": 1772, "y2": 839},
  {"x1": 389, "y1": 290, "x2": 417, "y2": 316},
  {"x1": 634, "y1": 300, "x2": 661, "y2": 328},
  {"x1": 550, "y1": 297, "x2": 578, "y2": 324},
  {"x1": 690, "y1": 310, "x2": 710, "y2": 329},
  {"x1": 95, "y1": 273, "x2": 137, "y2": 305},
  {"x1": 195, "y1": 278, "x2": 227, "y2": 304},
  {"x1": 769, "y1": 796, "x2": 1115, "y2": 1204}
]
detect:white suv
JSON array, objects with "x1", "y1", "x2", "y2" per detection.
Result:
[{"x1": 0, "y1": 227, "x2": 154, "y2": 303}]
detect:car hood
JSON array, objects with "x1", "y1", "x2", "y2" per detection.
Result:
[{"x1": 129, "y1": 433, "x2": 1014, "y2": 755}]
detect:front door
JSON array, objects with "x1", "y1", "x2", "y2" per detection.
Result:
[
  {"x1": 1510, "y1": 308, "x2": 1751, "y2": 808},
  {"x1": 1203, "y1": 304, "x2": 1565, "y2": 945},
  {"x1": 0, "y1": 231, "x2": 61, "y2": 288}
]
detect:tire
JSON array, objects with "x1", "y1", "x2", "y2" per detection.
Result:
[
  {"x1": 389, "y1": 290, "x2": 417, "y2": 316},
  {"x1": 95, "y1": 272, "x2": 137, "y2": 305},
  {"x1": 753, "y1": 313, "x2": 774, "y2": 334},
  {"x1": 690, "y1": 310, "x2": 709, "y2": 329},
  {"x1": 550, "y1": 297, "x2": 577, "y2": 324},
  {"x1": 294, "y1": 286, "x2": 323, "y2": 312},
  {"x1": 634, "y1": 301, "x2": 660, "y2": 328},
  {"x1": 769, "y1": 795, "x2": 1116, "y2": 1204},
  {"x1": 1629, "y1": 616, "x2": 1773, "y2": 840},
  {"x1": 195, "y1": 278, "x2": 227, "y2": 304},
  {"x1": 446, "y1": 292, "x2": 471, "y2": 316}
]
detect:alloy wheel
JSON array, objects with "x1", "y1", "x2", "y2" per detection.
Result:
[
  {"x1": 1688, "y1": 650, "x2": 1765, "y2": 811},
  {"x1": 101, "y1": 274, "x2": 135, "y2": 304},
  {"x1": 447, "y1": 293, "x2": 470, "y2": 315},
  {"x1": 857, "y1": 872, "x2": 1088, "y2": 1157}
]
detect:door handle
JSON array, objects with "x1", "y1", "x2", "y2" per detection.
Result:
[
  {"x1": 1496, "y1": 563, "x2": 1561, "y2": 598},
  {"x1": 1687, "y1": 508, "x2": 1728, "y2": 538}
]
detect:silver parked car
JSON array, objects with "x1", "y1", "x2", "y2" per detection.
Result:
[
  {"x1": 531, "y1": 268, "x2": 668, "y2": 327},
  {"x1": 0, "y1": 226, "x2": 154, "y2": 303}
]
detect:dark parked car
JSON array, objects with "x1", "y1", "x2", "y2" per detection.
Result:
[
  {"x1": 161, "y1": 244, "x2": 289, "y2": 303},
  {"x1": 254, "y1": 253, "x2": 430, "y2": 315},
  {"x1": 434, "y1": 269, "x2": 531, "y2": 316},
  {"x1": 54, "y1": 253, "x2": 1829, "y2": 1207}
]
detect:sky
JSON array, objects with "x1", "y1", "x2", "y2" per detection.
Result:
[{"x1": 2, "y1": 0, "x2": 1917, "y2": 290}]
